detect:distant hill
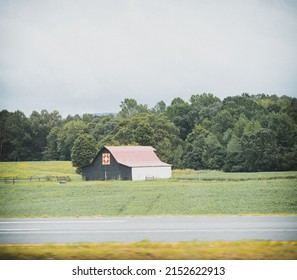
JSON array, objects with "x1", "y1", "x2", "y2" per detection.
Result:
[{"x1": 93, "y1": 112, "x2": 116, "y2": 116}]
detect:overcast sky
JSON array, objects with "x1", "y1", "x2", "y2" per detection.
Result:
[{"x1": 0, "y1": 0, "x2": 297, "y2": 116}]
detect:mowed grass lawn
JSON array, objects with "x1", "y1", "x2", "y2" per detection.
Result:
[{"x1": 0, "y1": 161, "x2": 296, "y2": 217}]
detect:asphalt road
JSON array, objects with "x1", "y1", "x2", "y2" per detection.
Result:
[{"x1": 0, "y1": 216, "x2": 296, "y2": 244}]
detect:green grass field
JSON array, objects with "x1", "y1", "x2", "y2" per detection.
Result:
[
  {"x1": 1, "y1": 179, "x2": 296, "y2": 217},
  {"x1": 0, "y1": 161, "x2": 296, "y2": 217},
  {"x1": 174, "y1": 169, "x2": 297, "y2": 181},
  {"x1": 0, "y1": 161, "x2": 77, "y2": 178}
]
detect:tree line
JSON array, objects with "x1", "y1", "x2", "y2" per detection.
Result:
[{"x1": 1, "y1": 93, "x2": 296, "y2": 172}]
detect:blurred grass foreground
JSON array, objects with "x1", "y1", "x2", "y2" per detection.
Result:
[{"x1": 1, "y1": 241, "x2": 296, "y2": 260}]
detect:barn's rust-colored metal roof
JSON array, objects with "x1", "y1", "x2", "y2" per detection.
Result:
[{"x1": 105, "y1": 146, "x2": 171, "y2": 167}]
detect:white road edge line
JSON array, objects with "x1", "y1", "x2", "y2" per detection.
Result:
[
  {"x1": 0, "y1": 221, "x2": 127, "y2": 224},
  {"x1": 0, "y1": 229, "x2": 40, "y2": 231}
]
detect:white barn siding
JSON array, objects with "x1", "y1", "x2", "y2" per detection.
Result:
[{"x1": 131, "y1": 166, "x2": 172, "y2": 181}]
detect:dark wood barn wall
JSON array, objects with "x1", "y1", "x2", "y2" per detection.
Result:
[{"x1": 82, "y1": 148, "x2": 132, "y2": 180}]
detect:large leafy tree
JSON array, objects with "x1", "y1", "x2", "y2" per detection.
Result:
[
  {"x1": 166, "y1": 97, "x2": 194, "y2": 140},
  {"x1": 261, "y1": 112, "x2": 296, "y2": 152},
  {"x1": 223, "y1": 135, "x2": 244, "y2": 172},
  {"x1": 211, "y1": 109, "x2": 234, "y2": 143},
  {"x1": 152, "y1": 100, "x2": 167, "y2": 113},
  {"x1": 71, "y1": 134, "x2": 98, "y2": 173},
  {"x1": 119, "y1": 98, "x2": 148, "y2": 118},
  {"x1": 43, "y1": 127, "x2": 60, "y2": 160},
  {"x1": 285, "y1": 97, "x2": 297, "y2": 123},
  {"x1": 112, "y1": 113, "x2": 183, "y2": 166},
  {"x1": 222, "y1": 93, "x2": 265, "y2": 123},
  {"x1": 44, "y1": 120, "x2": 89, "y2": 160},
  {"x1": 0, "y1": 110, "x2": 12, "y2": 161},
  {"x1": 57, "y1": 120, "x2": 89, "y2": 160},
  {"x1": 1, "y1": 111, "x2": 32, "y2": 161},
  {"x1": 239, "y1": 128, "x2": 280, "y2": 172},
  {"x1": 190, "y1": 93, "x2": 222, "y2": 122},
  {"x1": 183, "y1": 125, "x2": 224, "y2": 170},
  {"x1": 29, "y1": 110, "x2": 62, "y2": 160}
]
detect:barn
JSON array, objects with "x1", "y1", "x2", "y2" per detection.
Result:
[{"x1": 81, "y1": 146, "x2": 172, "y2": 181}]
